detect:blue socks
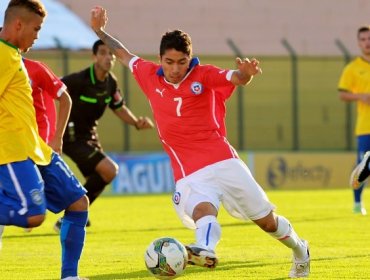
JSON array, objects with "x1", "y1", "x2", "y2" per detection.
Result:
[
  {"x1": 354, "y1": 184, "x2": 364, "y2": 203},
  {"x1": 60, "y1": 210, "x2": 88, "y2": 279}
]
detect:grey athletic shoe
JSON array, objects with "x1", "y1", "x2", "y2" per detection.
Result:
[
  {"x1": 0, "y1": 225, "x2": 4, "y2": 250},
  {"x1": 289, "y1": 240, "x2": 310, "y2": 278},
  {"x1": 350, "y1": 151, "x2": 370, "y2": 189},
  {"x1": 53, "y1": 218, "x2": 63, "y2": 233},
  {"x1": 185, "y1": 244, "x2": 218, "y2": 268}
]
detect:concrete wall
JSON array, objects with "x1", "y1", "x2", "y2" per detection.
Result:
[{"x1": 59, "y1": 0, "x2": 370, "y2": 56}]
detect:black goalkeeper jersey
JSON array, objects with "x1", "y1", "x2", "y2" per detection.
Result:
[{"x1": 62, "y1": 64, "x2": 124, "y2": 142}]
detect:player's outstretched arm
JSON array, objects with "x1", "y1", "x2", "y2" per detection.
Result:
[
  {"x1": 90, "y1": 6, "x2": 134, "y2": 68},
  {"x1": 230, "y1": 57, "x2": 262, "y2": 86},
  {"x1": 113, "y1": 106, "x2": 154, "y2": 130}
]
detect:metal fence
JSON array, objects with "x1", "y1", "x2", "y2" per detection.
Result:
[{"x1": 25, "y1": 40, "x2": 356, "y2": 152}]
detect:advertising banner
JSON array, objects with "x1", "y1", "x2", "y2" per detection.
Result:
[
  {"x1": 249, "y1": 152, "x2": 356, "y2": 189},
  {"x1": 110, "y1": 153, "x2": 175, "y2": 194}
]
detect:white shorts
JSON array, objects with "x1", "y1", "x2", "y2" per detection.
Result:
[{"x1": 172, "y1": 158, "x2": 275, "y2": 229}]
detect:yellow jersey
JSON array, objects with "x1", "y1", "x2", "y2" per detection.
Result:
[
  {"x1": 338, "y1": 57, "x2": 370, "y2": 136},
  {"x1": 0, "y1": 39, "x2": 52, "y2": 165}
]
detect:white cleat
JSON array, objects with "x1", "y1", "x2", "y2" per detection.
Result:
[
  {"x1": 185, "y1": 244, "x2": 218, "y2": 268},
  {"x1": 353, "y1": 204, "x2": 367, "y2": 215},
  {"x1": 350, "y1": 151, "x2": 370, "y2": 189},
  {"x1": 289, "y1": 240, "x2": 310, "y2": 278}
]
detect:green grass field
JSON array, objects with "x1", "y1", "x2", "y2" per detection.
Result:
[{"x1": 1, "y1": 189, "x2": 369, "y2": 280}]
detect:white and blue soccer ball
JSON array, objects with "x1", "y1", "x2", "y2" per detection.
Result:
[{"x1": 144, "y1": 237, "x2": 188, "y2": 279}]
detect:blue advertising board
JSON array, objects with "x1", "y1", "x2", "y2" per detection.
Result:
[{"x1": 109, "y1": 153, "x2": 175, "y2": 194}]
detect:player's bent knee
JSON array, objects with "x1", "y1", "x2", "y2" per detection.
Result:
[
  {"x1": 192, "y1": 202, "x2": 218, "y2": 222},
  {"x1": 67, "y1": 195, "x2": 89, "y2": 212},
  {"x1": 27, "y1": 214, "x2": 46, "y2": 228}
]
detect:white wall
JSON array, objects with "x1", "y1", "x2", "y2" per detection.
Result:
[{"x1": 59, "y1": 0, "x2": 370, "y2": 56}]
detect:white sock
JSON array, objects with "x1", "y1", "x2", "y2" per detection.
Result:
[
  {"x1": 269, "y1": 216, "x2": 308, "y2": 261},
  {"x1": 195, "y1": 215, "x2": 221, "y2": 252}
]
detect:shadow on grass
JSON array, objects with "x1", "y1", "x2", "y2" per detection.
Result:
[
  {"x1": 3, "y1": 232, "x2": 57, "y2": 239},
  {"x1": 72, "y1": 260, "x2": 291, "y2": 280}
]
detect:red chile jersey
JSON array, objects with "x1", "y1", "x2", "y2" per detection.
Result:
[
  {"x1": 61, "y1": 65, "x2": 124, "y2": 142},
  {"x1": 23, "y1": 58, "x2": 67, "y2": 143},
  {"x1": 130, "y1": 56, "x2": 239, "y2": 181},
  {"x1": 215, "y1": 84, "x2": 236, "y2": 137}
]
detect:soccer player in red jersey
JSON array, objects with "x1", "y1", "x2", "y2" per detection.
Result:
[
  {"x1": 90, "y1": 7, "x2": 310, "y2": 278},
  {"x1": 23, "y1": 58, "x2": 72, "y2": 155}
]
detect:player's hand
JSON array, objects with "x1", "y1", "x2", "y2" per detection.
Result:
[
  {"x1": 236, "y1": 57, "x2": 262, "y2": 77},
  {"x1": 90, "y1": 6, "x2": 107, "y2": 33},
  {"x1": 360, "y1": 93, "x2": 370, "y2": 105},
  {"x1": 135, "y1": 117, "x2": 155, "y2": 130}
]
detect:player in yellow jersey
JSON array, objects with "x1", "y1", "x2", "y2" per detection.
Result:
[
  {"x1": 339, "y1": 25, "x2": 370, "y2": 215},
  {"x1": 0, "y1": 1, "x2": 89, "y2": 279}
]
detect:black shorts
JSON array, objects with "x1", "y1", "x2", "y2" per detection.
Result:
[{"x1": 63, "y1": 139, "x2": 106, "y2": 177}]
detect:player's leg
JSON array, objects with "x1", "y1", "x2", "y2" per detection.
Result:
[
  {"x1": 87, "y1": 156, "x2": 118, "y2": 204},
  {"x1": 0, "y1": 160, "x2": 47, "y2": 248},
  {"x1": 39, "y1": 153, "x2": 89, "y2": 280},
  {"x1": 351, "y1": 135, "x2": 370, "y2": 215},
  {"x1": 173, "y1": 168, "x2": 222, "y2": 268},
  {"x1": 218, "y1": 159, "x2": 309, "y2": 278},
  {"x1": 60, "y1": 140, "x2": 117, "y2": 230},
  {"x1": 254, "y1": 213, "x2": 310, "y2": 278}
]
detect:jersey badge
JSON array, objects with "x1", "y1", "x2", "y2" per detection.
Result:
[
  {"x1": 30, "y1": 189, "x2": 44, "y2": 206},
  {"x1": 172, "y1": 192, "x2": 181, "y2": 205},
  {"x1": 190, "y1": 82, "x2": 203, "y2": 95}
]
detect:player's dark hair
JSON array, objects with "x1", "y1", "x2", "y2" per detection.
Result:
[
  {"x1": 160, "y1": 29, "x2": 192, "y2": 57},
  {"x1": 357, "y1": 25, "x2": 370, "y2": 38},
  {"x1": 4, "y1": 0, "x2": 46, "y2": 23},
  {"x1": 92, "y1": 39, "x2": 105, "y2": 55}
]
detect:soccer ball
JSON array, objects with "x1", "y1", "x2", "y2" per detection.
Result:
[{"x1": 144, "y1": 237, "x2": 188, "y2": 279}]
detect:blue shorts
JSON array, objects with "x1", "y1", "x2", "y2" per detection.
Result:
[
  {"x1": 38, "y1": 153, "x2": 87, "y2": 213},
  {"x1": 357, "y1": 135, "x2": 370, "y2": 163},
  {"x1": 0, "y1": 153, "x2": 86, "y2": 217},
  {"x1": 0, "y1": 159, "x2": 46, "y2": 216}
]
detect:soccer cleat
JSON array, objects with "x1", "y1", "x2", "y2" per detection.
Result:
[
  {"x1": 53, "y1": 217, "x2": 63, "y2": 233},
  {"x1": 289, "y1": 240, "x2": 310, "y2": 278},
  {"x1": 185, "y1": 244, "x2": 218, "y2": 268},
  {"x1": 24, "y1": 227, "x2": 33, "y2": 233},
  {"x1": 350, "y1": 151, "x2": 370, "y2": 189},
  {"x1": 0, "y1": 225, "x2": 4, "y2": 250},
  {"x1": 353, "y1": 204, "x2": 367, "y2": 215}
]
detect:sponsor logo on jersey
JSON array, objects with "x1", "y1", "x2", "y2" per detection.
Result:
[
  {"x1": 190, "y1": 82, "x2": 203, "y2": 95},
  {"x1": 172, "y1": 191, "x2": 181, "y2": 205},
  {"x1": 30, "y1": 189, "x2": 43, "y2": 205},
  {"x1": 155, "y1": 88, "x2": 165, "y2": 97}
]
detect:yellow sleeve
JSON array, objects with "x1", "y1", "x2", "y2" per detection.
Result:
[{"x1": 338, "y1": 64, "x2": 354, "y2": 92}]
